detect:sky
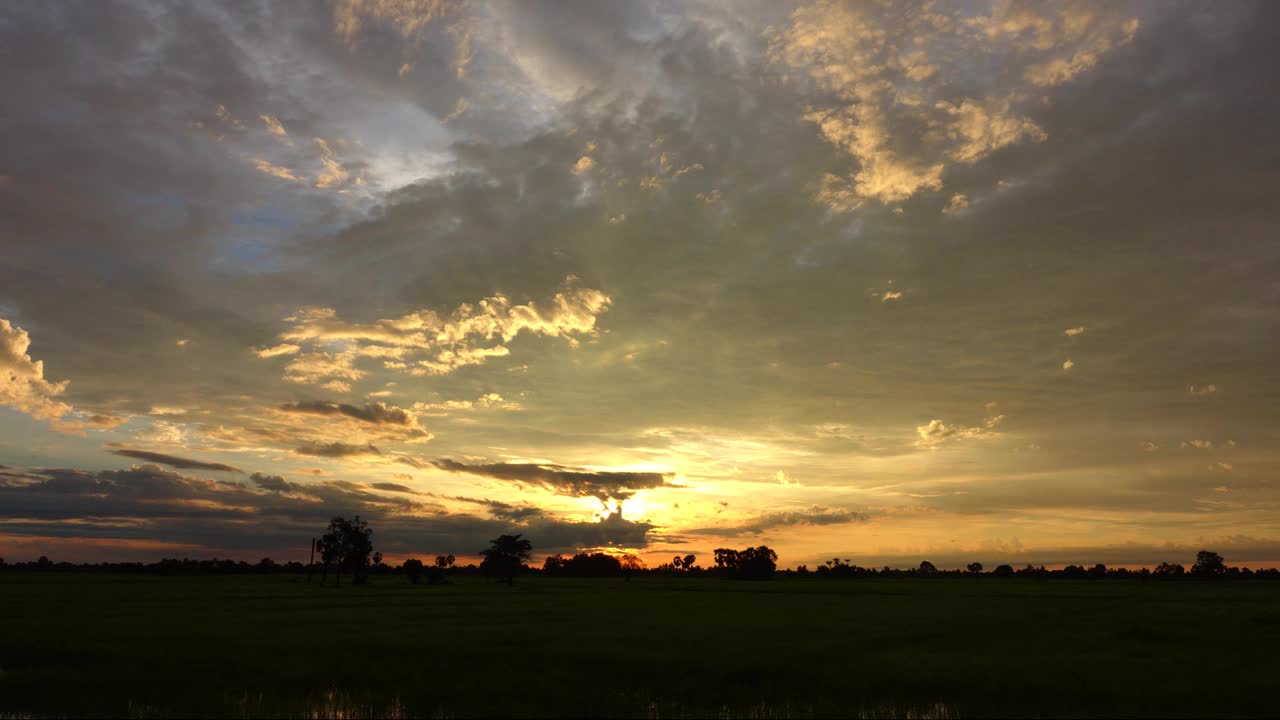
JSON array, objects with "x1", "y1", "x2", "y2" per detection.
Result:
[{"x1": 1, "y1": 0, "x2": 1278, "y2": 570}]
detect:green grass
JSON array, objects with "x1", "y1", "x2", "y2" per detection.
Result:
[{"x1": 1, "y1": 573, "x2": 1278, "y2": 718}]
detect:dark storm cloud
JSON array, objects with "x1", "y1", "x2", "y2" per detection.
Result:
[
  {"x1": 110, "y1": 449, "x2": 242, "y2": 473},
  {"x1": 432, "y1": 459, "x2": 672, "y2": 502},
  {"x1": 279, "y1": 400, "x2": 418, "y2": 426},
  {"x1": 294, "y1": 442, "x2": 381, "y2": 458}
]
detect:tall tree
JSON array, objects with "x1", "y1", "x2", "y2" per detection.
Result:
[
  {"x1": 1192, "y1": 550, "x2": 1226, "y2": 578},
  {"x1": 318, "y1": 516, "x2": 375, "y2": 587},
  {"x1": 480, "y1": 534, "x2": 532, "y2": 584}
]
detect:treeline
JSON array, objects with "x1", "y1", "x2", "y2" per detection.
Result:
[
  {"x1": 791, "y1": 551, "x2": 1280, "y2": 580},
  {"x1": 7, "y1": 550, "x2": 1274, "y2": 580},
  {"x1": 4, "y1": 516, "x2": 1276, "y2": 583}
]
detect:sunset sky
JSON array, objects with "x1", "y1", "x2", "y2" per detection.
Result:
[{"x1": 2, "y1": 0, "x2": 1277, "y2": 569}]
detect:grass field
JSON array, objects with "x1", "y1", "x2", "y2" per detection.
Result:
[{"x1": 2, "y1": 573, "x2": 1278, "y2": 718}]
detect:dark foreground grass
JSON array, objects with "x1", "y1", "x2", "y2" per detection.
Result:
[{"x1": 1, "y1": 573, "x2": 1278, "y2": 718}]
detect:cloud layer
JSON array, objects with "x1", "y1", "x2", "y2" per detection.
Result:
[{"x1": 0, "y1": 0, "x2": 1278, "y2": 567}]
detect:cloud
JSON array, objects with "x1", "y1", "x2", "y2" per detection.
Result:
[
  {"x1": 916, "y1": 415, "x2": 1005, "y2": 449},
  {"x1": 333, "y1": 0, "x2": 459, "y2": 49},
  {"x1": 253, "y1": 344, "x2": 301, "y2": 358},
  {"x1": 411, "y1": 392, "x2": 520, "y2": 413},
  {"x1": 294, "y1": 441, "x2": 382, "y2": 458},
  {"x1": 260, "y1": 115, "x2": 287, "y2": 137},
  {"x1": 942, "y1": 193, "x2": 969, "y2": 214},
  {"x1": 262, "y1": 280, "x2": 610, "y2": 385},
  {"x1": 254, "y1": 159, "x2": 303, "y2": 183},
  {"x1": 432, "y1": 459, "x2": 671, "y2": 502},
  {"x1": 278, "y1": 400, "x2": 429, "y2": 439},
  {"x1": 0, "y1": 318, "x2": 74, "y2": 425},
  {"x1": 0, "y1": 459, "x2": 659, "y2": 558},
  {"x1": 450, "y1": 495, "x2": 548, "y2": 522},
  {"x1": 371, "y1": 482, "x2": 417, "y2": 493},
  {"x1": 281, "y1": 350, "x2": 365, "y2": 390},
  {"x1": 0, "y1": 462, "x2": 467, "y2": 556},
  {"x1": 770, "y1": 0, "x2": 1136, "y2": 208},
  {"x1": 689, "y1": 505, "x2": 868, "y2": 537},
  {"x1": 109, "y1": 449, "x2": 242, "y2": 473},
  {"x1": 250, "y1": 472, "x2": 295, "y2": 492},
  {"x1": 528, "y1": 507, "x2": 657, "y2": 550}
]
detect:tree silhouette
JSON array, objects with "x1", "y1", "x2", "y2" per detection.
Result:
[
  {"x1": 1192, "y1": 550, "x2": 1226, "y2": 578},
  {"x1": 318, "y1": 516, "x2": 375, "y2": 586},
  {"x1": 966, "y1": 562, "x2": 983, "y2": 574},
  {"x1": 430, "y1": 554, "x2": 456, "y2": 584},
  {"x1": 480, "y1": 534, "x2": 532, "y2": 584},
  {"x1": 714, "y1": 548, "x2": 740, "y2": 574},
  {"x1": 682, "y1": 554, "x2": 697, "y2": 571},
  {"x1": 403, "y1": 558, "x2": 424, "y2": 584},
  {"x1": 714, "y1": 546, "x2": 777, "y2": 580},
  {"x1": 918, "y1": 560, "x2": 938, "y2": 575},
  {"x1": 316, "y1": 535, "x2": 339, "y2": 585}
]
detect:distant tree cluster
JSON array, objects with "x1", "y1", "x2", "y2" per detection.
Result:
[
  {"x1": 788, "y1": 550, "x2": 1267, "y2": 581},
  {"x1": 0, "y1": 555, "x2": 309, "y2": 575},
  {"x1": 543, "y1": 552, "x2": 645, "y2": 577},
  {"x1": 714, "y1": 546, "x2": 778, "y2": 580},
  {"x1": 654, "y1": 554, "x2": 700, "y2": 574}
]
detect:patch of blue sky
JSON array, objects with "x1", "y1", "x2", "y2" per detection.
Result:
[{"x1": 0, "y1": 410, "x2": 109, "y2": 469}]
